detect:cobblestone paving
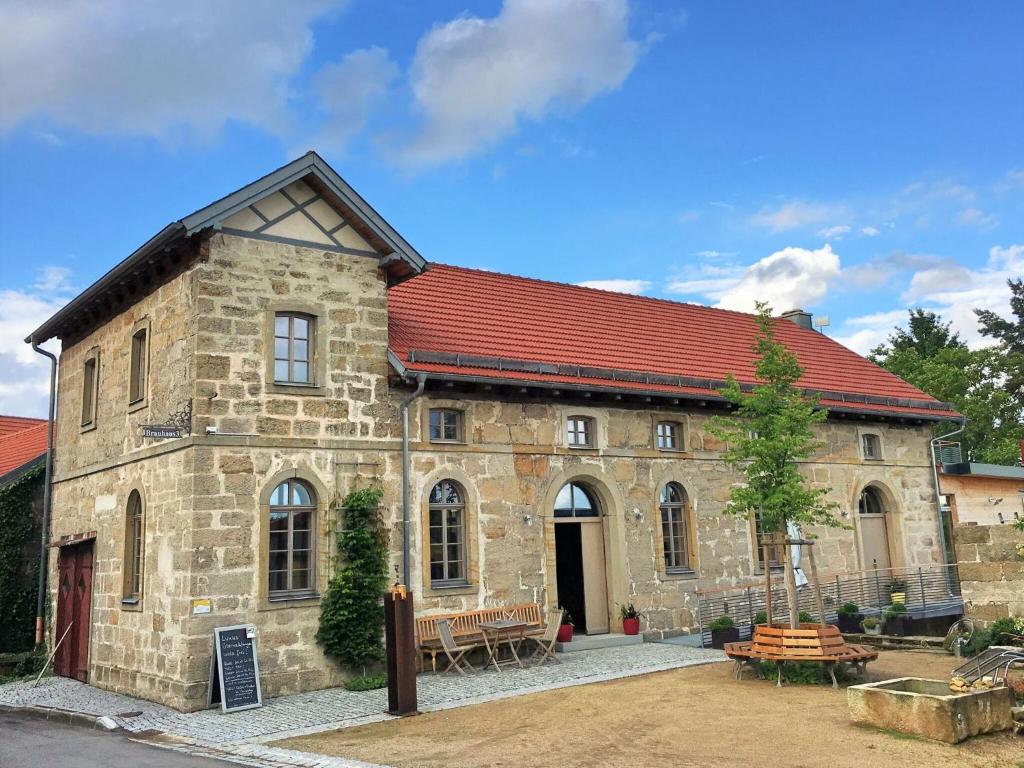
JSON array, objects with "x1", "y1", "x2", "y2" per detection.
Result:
[{"x1": 0, "y1": 642, "x2": 724, "y2": 749}]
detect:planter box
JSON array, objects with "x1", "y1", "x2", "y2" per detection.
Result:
[
  {"x1": 848, "y1": 677, "x2": 1013, "y2": 743},
  {"x1": 885, "y1": 616, "x2": 909, "y2": 636},
  {"x1": 556, "y1": 624, "x2": 574, "y2": 643},
  {"x1": 836, "y1": 614, "x2": 863, "y2": 634},
  {"x1": 710, "y1": 627, "x2": 740, "y2": 649}
]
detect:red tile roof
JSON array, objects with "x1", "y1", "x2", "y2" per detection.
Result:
[
  {"x1": 388, "y1": 265, "x2": 960, "y2": 420},
  {"x1": 0, "y1": 417, "x2": 48, "y2": 480}
]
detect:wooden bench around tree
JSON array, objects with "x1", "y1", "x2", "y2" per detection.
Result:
[
  {"x1": 415, "y1": 603, "x2": 544, "y2": 672},
  {"x1": 724, "y1": 624, "x2": 879, "y2": 687}
]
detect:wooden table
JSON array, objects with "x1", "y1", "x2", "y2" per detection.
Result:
[{"x1": 478, "y1": 619, "x2": 529, "y2": 672}]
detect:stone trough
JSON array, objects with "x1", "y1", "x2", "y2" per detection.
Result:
[{"x1": 848, "y1": 677, "x2": 1014, "y2": 743}]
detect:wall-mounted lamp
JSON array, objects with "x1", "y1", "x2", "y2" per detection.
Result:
[
  {"x1": 522, "y1": 513, "x2": 534, "y2": 527},
  {"x1": 633, "y1": 507, "x2": 644, "y2": 523},
  {"x1": 840, "y1": 510, "x2": 850, "y2": 519}
]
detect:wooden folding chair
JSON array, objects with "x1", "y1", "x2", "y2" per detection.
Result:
[
  {"x1": 527, "y1": 608, "x2": 563, "y2": 666},
  {"x1": 436, "y1": 618, "x2": 478, "y2": 675}
]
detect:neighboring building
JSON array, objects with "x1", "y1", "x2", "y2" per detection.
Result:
[
  {"x1": 26, "y1": 153, "x2": 960, "y2": 711},
  {"x1": 0, "y1": 416, "x2": 48, "y2": 653},
  {"x1": 940, "y1": 443, "x2": 1024, "y2": 528}
]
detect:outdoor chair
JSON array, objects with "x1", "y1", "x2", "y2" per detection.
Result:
[
  {"x1": 436, "y1": 618, "x2": 479, "y2": 675},
  {"x1": 527, "y1": 608, "x2": 563, "y2": 666}
]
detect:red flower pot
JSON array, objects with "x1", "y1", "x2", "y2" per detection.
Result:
[
  {"x1": 556, "y1": 624, "x2": 574, "y2": 643},
  {"x1": 622, "y1": 617, "x2": 640, "y2": 636}
]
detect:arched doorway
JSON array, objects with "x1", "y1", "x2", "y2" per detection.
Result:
[
  {"x1": 858, "y1": 486, "x2": 892, "y2": 574},
  {"x1": 553, "y1": 482, "x2": 609, "y2": 635}
]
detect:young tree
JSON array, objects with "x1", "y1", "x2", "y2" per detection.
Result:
[
  {"x1": 976, "y1": 278, "x2": 1024, "y2": 399},
  {"x1": 709, "y1": 303, "x2": 840, "y2": 628}
]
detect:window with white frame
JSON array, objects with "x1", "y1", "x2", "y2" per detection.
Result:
[
  {"x1": 268, "y1": 479, "x2": 316, "y2": 597},
  {"x1": 656, "y1": 421, "x2": 682, "y2": 450},
  {"x1": 273, "y1": 312, "x2": 314, "y2": 385},
  {"x1": 660, "y1": 482, "x2": 693, "y2": 572},
  {"x1": 861, "y1": 433, "x2": 882, "y2": 460},
  {"x1": 566, "y1": 415, "x2": 594, "y2": 447},
  {"x1": 428, "y1": 480, "x2": 467, "y2": 586}
]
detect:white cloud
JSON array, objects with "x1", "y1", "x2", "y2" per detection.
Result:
[
  {"x1": 955, "y1": 207, "x2": 999, "y2": 232},
  {"x1": 0, "y1": 0, "x2": 342, "y2": 138},
  {"x1": 860, "y1": 226, "x2": 880, "y2": 237},
  {"x1": 694, "y1": 250, "x2": 737, "y2": 259},
  {"x1": 833, "y1": 310, "x2": 908, "y2": 355},
  {"x1": 818, "y1": 224, "x2": 851, "y2": 239},
  {"x1": 575, "y1": 279, "x2": 651, "y2": 294},
  {"x1": 395, "y1": 0, "x2": 639, "y2": 165},
  {"x1": 0, "y1": 268, "x2": 71, "y2": 417},
  {"x1": 750, "y1": 201, "x2": 847, "y2": 234},
  {"x1": 309, "y1": 47, "x2": 399, "y2": 153},
  {"x1": 714, "y1": 245, "x2": 840, "y2": 312}
]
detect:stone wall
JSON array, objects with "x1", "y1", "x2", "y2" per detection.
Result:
[{"x1": 954, "y1": 523, "x2": 1024, "y2": 622}]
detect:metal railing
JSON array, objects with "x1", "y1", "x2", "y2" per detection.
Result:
[{"x1": 695, "y1": 563, "x2": 963, "y2": 646}]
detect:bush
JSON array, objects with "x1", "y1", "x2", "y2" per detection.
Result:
[
  {"x1": 344, "y1": 672, "x2": 388, "y2": 691},
  {"x1": 988, "y1": 617, "x2": 1024, "y2": 646},
  {"x1": 317, "y1": 487, "x2": 388, "y2": 669},
  {"x1": 884, "y1": 602, "x2": 907, "y2": 621},
  {"x1": 838, "y1": 602, "x2": 860, "y2": 615},
  {"x1": 798, "y1": 611, "x2": 815, "y2": 623},
  {"x1": 755, "y1": 661, "x2": 851, "y2": 685},
  {"x1": 753, "y1": 610, "x2": 768, "y2": 625},
  {"x1": 708, "y1": 615, "x2": 735, "y2": 631}
]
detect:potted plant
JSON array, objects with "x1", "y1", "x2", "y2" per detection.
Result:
[
  {"x1": 884, "y1": 602, "x2": 908, "y2": 636},
  {"x1": 708, "y1": 615, "x2": 740, "y2": 649},
  {"x1": 556, "y1": 608, "x2": 574, "y2": 643},
  {"x1": 620, "y1": 603, "x2": 642, "y2": 636},
  {"x1": 861, "y1": 616, "x2": 882, "y2": 636},
  {"x1": 836, "y1": 602, "x2": 863, "y2": 634},
  {"x1": 889, "y1": 578, "x2": 907, "y2": 605}
]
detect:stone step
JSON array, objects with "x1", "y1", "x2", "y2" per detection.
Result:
[{"x1": 556, "y1": 633, "x2": 643, "y2": 653}]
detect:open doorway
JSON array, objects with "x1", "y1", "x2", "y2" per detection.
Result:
[{"x1": 553, "y1": 482, "x2": 609, "y2": 635}]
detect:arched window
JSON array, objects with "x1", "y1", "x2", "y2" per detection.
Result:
[
  {"x1": 660, "y1": 483, "x2": 693, "y2": 572},
  {"x1": 859, "y1": 486, "x2": 885, "y2": 516},
  {"x1": 553, "y1": 482, "x2": 599, "y2": 517},
  {"x1": 123, "y1": 490, "x2": 145, "y2": 602},
  {"x1": 429, "y1": 480, "x2": 467, "y2": 586},
  {"x1": 269, "y1": 479, "x2": 316, "y2": 597}
]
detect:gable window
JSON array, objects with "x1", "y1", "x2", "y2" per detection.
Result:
[
  {"x1": 268, "y1": 479, "x2": 316, "y2": 597},
  {"x1": 753, "y1": 509, "x2": 783, "y2": 571},
  {"x1": 429, "y1": 408, "x2": 464, "y2": 442},
  {"x1": 429, "y1": 480, "x2": 467, "y2": 586},
  {"x1": 274, "y1": 313, "x2": 314, "y2": 385},
  {"x1": 660, "y1": 482, "x2": 693, "y2": 572},
  {"x1": 81, "y1": 351, "x2": 99, "y2": 429},
  {"x1": 566, "y1": 416, "x2": 594, "y2": 448},
  {"x1": 123, "y1": 490, "x2": 144, "y2": 603},
  {"x1": 129, "y1": 327, "x2": 148, "y2": 405},
  {"x1": 656, "y1": 421, "x2": 682, "y2": 451},
  {"x1": 861, "y1": 433, "x2": 882, "y2": 460}
]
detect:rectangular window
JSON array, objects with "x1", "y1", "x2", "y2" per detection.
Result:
[
  {"x1": 129, "y1": 328, "x2": 148, "y2": 404},
  {"x1": 274, "y1": 313, "x2": 314, "y2": 385},
  {"x1": 81, "y1": 354, "x2": 98, "y2": 428},
  {"x1": 429, "y1": 507, "x2": 465, "y2": 584},
  {"x1": 862, "y1": 434, "x2": 882, "y2": 460},
  {"x1": 657, "y1": 421, "x2": 681, "y2": 450},
  {"x1": 753, "y1": 510, "x2": 783, "y2": 571},
  {"x1": 566, "y1": 416, "x2": 593, "y2": 447},
  {"x1": 429, "y1": 408, "x2": 464, "y2": 442}
]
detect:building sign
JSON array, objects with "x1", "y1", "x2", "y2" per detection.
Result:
[
  {"x1": 210, "y1": 625, "x2": 262, "y2": 713},
  {"x1": 142, "y1": 425, "x2": 183, "y2": 439},
  {"x1": 191, "y1": 598, "x2": 211, "y2": 615}
]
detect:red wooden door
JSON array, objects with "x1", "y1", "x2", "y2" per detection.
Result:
[{"x1": 54, "y1": 542, "x2": 94, "y2": 682}]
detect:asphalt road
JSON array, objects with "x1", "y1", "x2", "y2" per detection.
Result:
[{"x1": 0, "y1": 711, "x2": 230, "y2": 767}]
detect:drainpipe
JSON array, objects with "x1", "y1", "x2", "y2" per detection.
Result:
[
  {"x1": 31, "y1": 338, "x2": 58, "y2": 647},
  {"x1": 400, "y1": 374, "x2": 427, "y2": 588},
  {"x1": 930, "y1": 419, "x2": 966, "y2": 591}
]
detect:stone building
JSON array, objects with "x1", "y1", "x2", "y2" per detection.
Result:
[
  {"x1": 27, "y1": 152, "x2": 960, "y2": 712},
  {"x1": 939, "y1": 445, "x2": 1024, "y2": 527}
]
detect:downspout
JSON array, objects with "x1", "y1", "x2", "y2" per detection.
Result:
[
  {"x1": 930, "y1": 419, "x2": 966, "y2": 592},
  {"x1": 400, "y1": 374, "x2": 427, "y2": 588},
  {"x1": 31, "y1": 338, "x2": 58, "y2": 647}
]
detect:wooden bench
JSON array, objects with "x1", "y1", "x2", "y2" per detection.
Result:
[
  {"x1": 725, "y1": 624, "x2": 879, "y2": 687},
  {"x1": 415, "y1": 603, "x2": 544, "y2": 672}
]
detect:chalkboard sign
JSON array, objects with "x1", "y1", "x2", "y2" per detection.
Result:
[{"x1": 211, "y1": 625, "x2": 262, "y2": 713}]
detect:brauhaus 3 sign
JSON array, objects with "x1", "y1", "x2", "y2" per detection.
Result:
[{"x1": 141, "y1": 425, "x2": 183, "y2": 439}]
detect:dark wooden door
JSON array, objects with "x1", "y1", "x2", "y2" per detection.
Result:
[{"x1": 54, "y1": 542, "x2": 94, "y2": 681}]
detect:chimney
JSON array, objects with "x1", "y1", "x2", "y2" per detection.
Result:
[{"x1": 780, "y1": 309, "x2": 813, "y2": 330}]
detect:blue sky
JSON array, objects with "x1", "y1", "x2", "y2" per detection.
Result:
[{"x1": 1, "y1": 0, "x2": 1022, "y2": 415}]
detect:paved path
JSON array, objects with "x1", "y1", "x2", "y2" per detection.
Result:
[{"x1": 0, "y1": 643, "x2": 724, "y2": 765}]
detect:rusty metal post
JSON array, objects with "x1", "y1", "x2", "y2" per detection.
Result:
[{"x1": 384, "y1": 586, "x2": 418, "y2": 716}]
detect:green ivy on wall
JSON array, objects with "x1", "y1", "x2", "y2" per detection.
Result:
[
  {"x1": 316, "y1": 486, "x2": 388, "y2": 670},
  {"x1": 0, "y1": 464, "x2": 44, "y2": 653}
]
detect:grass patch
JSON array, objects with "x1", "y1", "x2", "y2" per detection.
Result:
[
  {"x1": 344, "y1": 672, "x2": 388, "y2": 691},
  {"x1": 872, "y1": 727, "x2": 921, "y2": 742}
]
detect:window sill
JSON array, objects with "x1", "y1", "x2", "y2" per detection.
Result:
[
  {"x1": 428, "y1": 438, "x2": 467, "y2": 446},
  {"x1": 662, "y1": 568, "x2": 697, "y2": 581},
  {"x1": 261, "y1": 592, "x2": 321, "y2": 611},
  {"x1": 127, "y1": 399, "x2": 148, "y2": 415},
  {"x1": 862, "y1": 457, "x2": 884, "y2": 462},
  {"x1": 566, "y1": 445, "x2": 597, "y2": 451},
  {"x1": 656, "y1": 447, "x2": 686, "y2": 454},
  {"x1": 266, "y1": 381, "x2": 325, "y2": 397},
  {"x1": 80, "y1": 422, "x2": 97, "y2": 434},
  {"x1": 424, "y1": 581, "x2": 475, "y2": 597},
  {"x1": 121, "y1": 597, "x2": 142, "y2": 611}
]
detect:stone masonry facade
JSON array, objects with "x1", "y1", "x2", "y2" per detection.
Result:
[
  {"x1": 47, "y1": 229, "x2": 946, "y2": 712},
  {"x1": 954, "y1": 523, "x2": 1024, "y2": 622}
]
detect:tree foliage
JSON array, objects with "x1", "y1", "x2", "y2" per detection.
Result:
[
  {"x1": 870, "y1": 303, "x2": 1023, "y2": 465},
  {"x1": 0, "y1": 465, "x2": 43, "y2": 654},
  {"x1": 316, "y1": 486, "x2": 388, "y2": 669},
  {"x1": 709, "y1": 304, "x2": 840, "y2": 538}
]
